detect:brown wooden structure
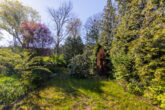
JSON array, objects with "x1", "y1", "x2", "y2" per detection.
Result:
[{"x1": 97, "y1": 47, "x2": 108, "y2": 76}]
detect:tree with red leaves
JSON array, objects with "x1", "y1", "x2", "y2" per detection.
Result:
[{"x1": 20, "y1": 21, "x2": 53, "y2": 49}]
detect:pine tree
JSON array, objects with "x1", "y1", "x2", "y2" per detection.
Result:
[
  {"x1": 133, "y1": 1, "x2": 165, "y2": 105},
  {"x1": 99, "y1": 0, "x2": 116, "y2": 51},
  {"x1": 93, "y1": 0, "x2": 117, "y2": 76},
  {"x1": 85, "y1": 14, "x2": 102, "y2": 44},
  {"x1": 63, "y1": 36, "x2": 84, "y2": 64},
  {"x1": 111, "y1": 0, "x2": 165, "y2": 107},
  {"x1": 111, "y1": 0, "x2": 145, "y2": 80}
]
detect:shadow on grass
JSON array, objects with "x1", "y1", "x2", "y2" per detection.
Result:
[
  {"x1": 4, "y1": 74, "x2": 107, "y2": 110},
  {"x1": 44, "y1": 74, "x2": 105, "y2": 97}
]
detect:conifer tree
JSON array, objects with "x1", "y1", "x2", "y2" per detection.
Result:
[
  {"x1": 94, "y1": 0, "x2": 117, "y2": 76},
  {"x1": 99, "y1": 0, "x2": 116, "y2": 51},
  {"x1": 111, "y1": 0, "x2": 145, "y2": 80},
  {"x1": 85, "y1": 14, "x2": 102, "y2": 44},
  {"x1": 63, "y1": 36, "x2": 84, "y2": 64},
  {"x1": 133, "y1": 1, "x2": 165, "y2": 104},
  {"x1": 111, "y1": 0, "x2": 165, "y2": 107}
]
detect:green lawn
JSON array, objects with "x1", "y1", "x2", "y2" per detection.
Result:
[{"x1": 13, "y1": 75, "x2": 158, "y2": 110}]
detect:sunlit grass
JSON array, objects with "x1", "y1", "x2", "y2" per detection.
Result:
[{"x1": 16, "y1": 75, "x2": 156, "y2": 110}]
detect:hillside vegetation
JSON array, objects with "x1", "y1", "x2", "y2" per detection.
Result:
[{"x1": 0, "y1": 0, "x2": 165, "y2": 110}]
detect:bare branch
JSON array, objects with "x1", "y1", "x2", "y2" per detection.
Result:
[
  {"x1": 48, "y1": 1, "x2": 73, "y2": 54},
  {"x1": 66, "y1": 18, "x2": 82, "y2": 38}
]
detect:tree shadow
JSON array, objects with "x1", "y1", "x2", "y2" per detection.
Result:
[
  {"x1": 6, "y1": 75, "x2": 106, "y2": 109},
  {"x1": 43, "y1": 75, "x2": 105, "y2": 97}
]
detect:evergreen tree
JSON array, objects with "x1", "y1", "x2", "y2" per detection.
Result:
[
  {"x1": 84, "y1": 14, "x2": 102, "y2": 44},
  {"x1": 90, "y1": 0, "x2": 116, "y2": 76},
  {"x1": 111, "y1": 0, "x2": 165, "y2": 107},
  {"x1": 133, "y1": 0, "x2": 165, "y2": 105},
  {"x1": 99, "y1": 0, "x2": 116, "y2": 51},
  {"x1": 111, "y1": 0, "x2": 145, "y2": 80},
  {"x1": 63, "y1": 36, "x2": 84, "y2": 63}
]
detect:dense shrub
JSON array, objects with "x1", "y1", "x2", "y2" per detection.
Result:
[
  {"x1": 126, "y1": 79, "x2": 144, "y2": 95},
  {"x1": 90, "y1": 43, "x2": 101, "y2": 74},
  {"x1": 42, "y1": 54, "x2": 66, "y2": 73},
  {"x1": 0, "y1": 75, "x2": 27, "y2": 104},
  {"x1": 0, "y1": 48, "x2": 21, "y2": 75},
  {"x1": 0, "y1": 48, "x2": 51, "y2": 88},
  {"x1": 68, "y1": 54, "x2": 90, "y2": 78},
  {"x1": 157, "y1": 93, "x2": 165, "y2": 109},
  {"x1": 63, "y1": 36, "x2": 84, "y2": 64},
  {"x1": 109, "y1": 0, "x2": 165, "y2": 108},
  {"x1": 110, "y1": 41, "x2": 134, "y2": 80}
]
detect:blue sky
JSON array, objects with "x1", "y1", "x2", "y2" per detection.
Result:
[
  {"x1": 0, "y1": 0, "x2": 107, "y2": 46},
  {"x1": 19, "y1": 0, "x2": 107, "y2": 24}
]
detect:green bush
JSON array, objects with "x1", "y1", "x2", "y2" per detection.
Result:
[
  {"x1": 63, "y1": 36, "x2": 84, "y2": 64},
  {"x1": 0, "y1": 48, "x2": 21, "y2": 75},
  {"x1": 143, "y1": 85, "x2": 165, "y2": 109},
  {"x1": 126, "y1": 79, "x2": 144, "y2": 95},
  {"x1": 68, "y1": 54, "x2": 90, "y2": 78},
  {"x1": 42, "y1": 54, "x2": 66, "y2": 73},
  {"x1": 20, "y1": 56, "x2": 51, "y2": 88},
  {"x1": 0, "y1": 48, "x2": 51, "y2": 89},
  {"x1": 90, "y1": 43, "x2": 101, "y2": 74},
  {"x1": 0, "y1": 75, "x2": 27, "y2": 105},
  {"x1": 157, "y1": 93, "x2": 165, "y2": 109}
]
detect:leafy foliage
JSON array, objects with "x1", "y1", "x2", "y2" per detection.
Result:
[
  {"x1": 0, "y1": 48, "x2": 51, "y2": 88},
  {"x1": 90, "y1": 43, "x2": 101, "y2": 74},
  {"x1": 0, "y1": 75, "x2": 27, "y2": 104},
  {"x1": 110, "y1": 0, "x2": 165, "y2": 108},
  {"x1": 20, "y1": 21, "x2": 53, "y2": 48},
  {"x1": 0, "y1": 0, "x2": 40, "y2": 46},
  {"x1": 85, "y1": 14, "x2": 102, "y2": 44},
  {"x1": 42, "y1": 54, "x2": 66, "y2": 73},
  {"x1": 0, "y1": 0, "x2": 165, "y2": 109},
  {"x1": 63, "y1": 36, "x2": 84, "y2": 63},
  {"x1": 68, "y1": 54, "x2": 90, "y2": 78}
]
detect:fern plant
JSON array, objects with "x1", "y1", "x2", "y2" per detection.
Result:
[{"x1": 0, "y1": 48, "x2": 51, "y2": 88}]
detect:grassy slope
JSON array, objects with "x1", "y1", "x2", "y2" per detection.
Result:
[{"x1": 15, "y1": 75, "x2": 157, "y2": 110}]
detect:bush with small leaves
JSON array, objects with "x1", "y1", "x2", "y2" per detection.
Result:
[
  {"x1": 42, "y1": 54, "x2": 66, "y2": 73},
  {"x1": 0, "y1": 48, "x2": 51, "y2": 89},
  {"x1": 0, "y1": 75, "x2": 27, "y2": 105},
  {"x1": 68, "y1": 54, "x2": 90, "y2": 78}
]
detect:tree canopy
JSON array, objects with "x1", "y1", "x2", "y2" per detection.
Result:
[{"x1": 0, "y1": 0, "x2": 40, "y2": 46}]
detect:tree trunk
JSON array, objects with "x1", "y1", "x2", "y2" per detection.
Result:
[{"x1": 55, "y1": 34, "x2": 60, "y2": 55}]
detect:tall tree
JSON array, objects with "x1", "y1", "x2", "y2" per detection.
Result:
[
  {"x1": 0, "y1": 0, "x2": 40, "y2": 46},
  {"x1": 20, "y1": 21, "x2": 53, "y2": 49},
  {"x1": 63, "y1": 36, "x2": 84, "y2": 63},
  {"x1": 48, "y1": 2, "x2": 73, "y2": 54},
  {"x1": 66, "y1": 18, "x2": 82, "y2": 38},
  {"x1": 111, "y1": 0, "x2": 145, "y2": 79},
  {"x1": 90, "y1": 0, "x2": 117, "y2": 76},
  {"x1": 84, "y1": 14, "x2": 102, "y2": 44},
  {"x1": 99, "y1": 0, "x2": 116, "y2": 51},
  {"x1": 111, "y1": 1, "x2": 165, "y2": 107},
  {"x1": 133, "y1": 1, "x2": 165, "y2": 103}
]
